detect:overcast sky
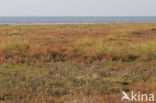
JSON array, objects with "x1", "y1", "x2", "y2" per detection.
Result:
[{"x1": 0, "y1": 0, "x2": 156, "y2": 16}]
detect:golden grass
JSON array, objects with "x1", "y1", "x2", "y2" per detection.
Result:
[{"x1": 0, "y1": 40, "x2": 29, "y2": 51}]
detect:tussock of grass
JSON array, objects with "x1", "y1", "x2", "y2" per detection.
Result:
[
  {"x1": 0, "y1": 40, "x2": 30, "y2": 52},
  {"x1": 7, "y1": 30, "x2": 21, "y2": 36},
  {"x1": 104, "y1": 35, "x2": 119, "y2": 41}
]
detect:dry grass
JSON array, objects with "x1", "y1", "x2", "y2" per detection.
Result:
[
  {"x1": 0, "y1": 23, "x2": 156, "y2": 64},
  {"x1": 0, "y1": 23, "x2": 156, "y2": 103}
]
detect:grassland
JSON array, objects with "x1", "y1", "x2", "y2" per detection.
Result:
[{"x1": 0, "y1": 23, "x2": 156, "y2": 103}]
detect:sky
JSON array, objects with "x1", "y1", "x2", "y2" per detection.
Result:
[{"x1": 0, "y1": 0, "x2": 156, "y2": 16}]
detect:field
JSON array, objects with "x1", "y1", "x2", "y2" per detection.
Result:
[{"x1": 0, "y1": 23, "x2": 156, "y2": 103}]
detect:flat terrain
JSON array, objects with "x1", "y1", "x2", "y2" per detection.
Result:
[{"x1": 0, "y1": 23, "x2": 156, "y2": 103}]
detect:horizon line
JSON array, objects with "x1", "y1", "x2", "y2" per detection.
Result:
[{"x1": 0, "y1": 16, "x2": 156, "y2": 17}]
